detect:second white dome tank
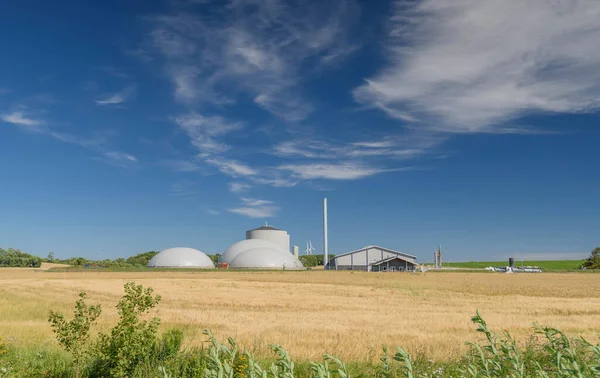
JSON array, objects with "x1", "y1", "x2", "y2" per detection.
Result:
[
  {"x1": 219, "y1": 239, "x2": 285, "y2": 264},
  {"x1": 229, "y1": 247, "x2": 304, "y2": 270}
]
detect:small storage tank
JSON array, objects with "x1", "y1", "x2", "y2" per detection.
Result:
[{"x1": 246, "y1": 225, "x2": 290, "y2": 252}]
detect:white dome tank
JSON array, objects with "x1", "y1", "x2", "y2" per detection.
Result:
[
  {"x1": 229, "y1": 247, "x2": 304, "y2": 270},
  {"x1": 246, "y1": 225, "x2": 290, "y2": 252},
  {"x1": 219, "y1": 239, "x2": 285, "y2": 264},
  {"x1": 147, "y1": 247, "x2": 215, "y2": 269}
]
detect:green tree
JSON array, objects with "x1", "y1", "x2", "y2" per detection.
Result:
[
  {"x1": 583, "y1": 247, "x2": 600, "y2": 269},
  {"x1": 48, "y1": 292, "x2": 102, "y2": 378},
  {"x1": 47, "y1": 252, "x2": 55, "y2": 262},
  {"x1": 126, "y1": 251, "x2": 159, "y2": 266}
]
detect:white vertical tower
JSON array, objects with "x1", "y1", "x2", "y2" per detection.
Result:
[{"x1": 323, "y1": 198, "x2": 328, "y2": 267}]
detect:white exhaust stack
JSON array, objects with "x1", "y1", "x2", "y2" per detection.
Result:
[
  {"x1": 293, "y1": 245, "x2": 299, "y2": 259},
  {"x1": 323, "y1": 198, "x2": 328, "y2": 267}
]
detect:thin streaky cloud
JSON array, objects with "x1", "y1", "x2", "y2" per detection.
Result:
[
  {"x1": 104, "y1": 151, "x2": 137, "y2": 162},
  {"x1": 240, "y1": 198, "x2": 274, "y2": 207},
  {"x1": 229, "y1": 182, "x2": 251, "y2": 193},
  {"x1": 278, "y1": 163, "x2": 387, "y2": 180},
  {"x1": 1, "y1": 111, "x2": 42, "y2": 126},
  {"x1": 95, "y1": 86, "x2": 135, "y2": 105},
  {"x1": 205, "y1": 158, "x2": 257, "y2": 177}
]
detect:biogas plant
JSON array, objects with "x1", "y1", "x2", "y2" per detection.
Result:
[
  {"x1": 148, "y1": 224, "x2": 304, "y2": 270},
  {"x1": 147, "y1": 198, "x2": 423, "y2": 271}
]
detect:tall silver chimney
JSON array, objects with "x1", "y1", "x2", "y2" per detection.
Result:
[{"x1": 323, "y1": 198, "x2": 328, "y2": 267}]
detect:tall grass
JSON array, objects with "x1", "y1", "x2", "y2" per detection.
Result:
[{"x1": 1, "y1": 284, "x2": 599, "y2": 377}]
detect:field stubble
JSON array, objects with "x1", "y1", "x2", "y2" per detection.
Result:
[{"x1": 0, "y1": 269, "x2": 599, "y2": 362}]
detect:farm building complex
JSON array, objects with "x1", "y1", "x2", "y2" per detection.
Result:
[{"x1": 325, "y1": 246, "x2": 418, "y2": 272}]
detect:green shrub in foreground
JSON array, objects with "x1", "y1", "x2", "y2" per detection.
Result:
[{"x1": 48, "y1": 293, "x2": 102, "y2": 378}]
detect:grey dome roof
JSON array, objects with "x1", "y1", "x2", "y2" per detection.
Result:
[
  {"x1": 229, "y1": 247, "x2": 304, "y2": 270},
  {"x1": 220, "y1": 239, "x2": 285, "y2": 264},
  {"x1": 148, "y1": 247, "x2": 215, "y2": 268}
]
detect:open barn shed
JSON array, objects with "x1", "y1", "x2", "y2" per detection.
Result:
[{"x1": 325, "y1": 245, "x2": 418, "y2": 272}]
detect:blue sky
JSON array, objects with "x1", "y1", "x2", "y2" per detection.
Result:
[{"x1": 1, "y1": 0, "x2": 599, "y2": 262}]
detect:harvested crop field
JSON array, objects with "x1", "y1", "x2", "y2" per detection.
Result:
[{"x1": 1, "y1": 269, "x2": 599, "y2": 361}]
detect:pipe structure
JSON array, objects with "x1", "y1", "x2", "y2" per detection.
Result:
[{"x1": 323, "y1": 198, "x2": 328, "y2": 267}]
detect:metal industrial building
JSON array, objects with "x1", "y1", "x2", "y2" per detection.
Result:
[{"x1": 325, "y1": 245, "x2": 418, "y2": 272}]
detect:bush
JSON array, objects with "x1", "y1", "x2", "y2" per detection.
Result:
[
  {"x1": 93, "y1": 282, "x2": 161, "y2": 378},
  {"x1": 298, "y1": 254, "x2": 335, "y2": 268},
  {"x1": 48, "y1": 293, "x2": 102, "y2": 378}
]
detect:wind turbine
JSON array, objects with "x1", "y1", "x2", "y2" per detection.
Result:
[{"x1": 305, "y1": 241, "x2": 315, "y2": 255}]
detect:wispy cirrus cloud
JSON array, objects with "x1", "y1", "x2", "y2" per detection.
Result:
[
  {"x1": 278, "y1": 162, "x2": 388, "y2": 180},
  {"x1": 2, "y1": 108, "x2": 137, "y2": 168},
  {"x1": 229, "y1": 182, "x2": 251, "y2": 193},
  {"x1": 95, "y1": 86, "x2": 135, "y2": 105},
  {"x1": 205, "y1": 158, "x2": 257, "y2": 177},
  {"x1": 1, "y1": 111, "x2": 42, "y2": 127},
  {"x1": 174, "y1": 111, "x2": 243, "y2": 155},
  {"x1": 273, "y1": 132, "x2": 444, "y2": 161},
  {"x1": 228, "y1": 197, "x2": 279, "y2": 218},
  {"x1": 354, "y1": 0, "x2": 600, "y2": 133},
  {"x1": 141, "y1": 0, "x2": 360, "y2": 121},
  {"x1": 104, "y1": 151, "x2": 137, "y2": 162}
]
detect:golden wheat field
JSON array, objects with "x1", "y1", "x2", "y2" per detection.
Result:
[{"x1": 1, "y1": 269, "x2": 599, "y2": 361}]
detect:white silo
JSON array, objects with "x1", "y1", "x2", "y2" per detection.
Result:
[{"x1": 246, "y1": 225, "x2": 290, "y2": 252}]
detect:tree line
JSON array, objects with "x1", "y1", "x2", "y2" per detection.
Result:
[{"x1": 0, "y1": 248, "x2": 43, "y2": 267}]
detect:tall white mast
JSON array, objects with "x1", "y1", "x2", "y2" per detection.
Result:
[{"x1": 323, "y1": 198, "x2": 328, "y2": 267}]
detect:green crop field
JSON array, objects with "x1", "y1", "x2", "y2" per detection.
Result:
[{"x1": 438, "y1": 259, "x2": 586, "y2": 271}]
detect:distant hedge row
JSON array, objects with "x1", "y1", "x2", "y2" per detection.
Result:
[{"x1": 0, "y1": 248, "x2": 42, "y2": 268}]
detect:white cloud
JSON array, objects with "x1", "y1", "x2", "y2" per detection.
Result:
[
  {"x1": 273, "y1": 133, "x2": 444, "y2": 161},
  {"x1": 143, "y1": 0, "x2": 360, "y2": 120},
  {"x1": 229, "y1": 182, "x2": 251, "y2": 193},
  {"x1": 0, "y1": 88, "x2": 10, "y2": 95},
  {"x1": 104, "y1": 151, "x2": 137, "y2": 162},
  {"x1": 174, "y1": 111, "x2": 242, "y2": 155},
  {"x1": 228, "y1": 206, "x2": 279, "y2": 218},
  {"x1": 354, "y1": 0, "x2": 600, "y2": 132},
  {"x1": 95, "y1": 86, "x2": 135, "y2": 105},
  {"x1": 1, "y1": 111, "x2": 42, "y2": 127},
  {"x1": 278, "y1": 163, "x2": 386, "y2": 180},
  {"x1": 205, "y1": 158, "x2": 257, "y2": 177},
  {"x1": 240, "y1": 198, "x2": 274, "y2": 207},
  {"x1": 228, "y1": 197, "x2": 279, "y2": 218}
]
